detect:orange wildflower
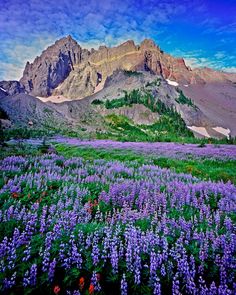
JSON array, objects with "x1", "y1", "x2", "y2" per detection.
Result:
[
  {"x1": 11, "y1": 192, "x2": 18, "y2": 199},
  {"x1": 53, "y1": 285, "x2": 61, "y2": 295},
  {"x1": 79, "y1": 277, "x2": 85, "y2": 291},
  {"x1": 88, "y1": 284, "x2": 94, "y2": 295}
]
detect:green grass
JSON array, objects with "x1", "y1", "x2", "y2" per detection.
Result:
[
  {"x1": 0, "y1": 143, "x2": 40, "y2": 159},
  {"x1": 153, "y1": 157, "x2": 236, "y2": 183},
  {"x1": 97, "y1": 113, "x2": 194, "y2": 142},
  {"x1": 145, "y1": 78, "x2": 161, "y2": 87},
  {"x1": 123, "y1": 70, "x2": 143, "y2": 77},
  {"x1": 54, "y1": 143, "x2": 236, "y2": 184},
  {"x1": 54, "y1": 143, "x2": 146, "y2": 164}
]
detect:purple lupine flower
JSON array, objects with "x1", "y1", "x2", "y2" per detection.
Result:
[
  {"x1": 49, "y1": 258, "x2": 56, "y2": 282},
  {"x1": 160, "y1": 264, "x2": 166, "y2": 277},
  {"x1": 172, "y1": 274, "x2": 180, "y2": 295},
  {"x1": 121, "y1": 274, "x2": 128, "y2": 295},
  {"x1": 91, "y1": 271, "x2": 101, "y2": 292},
  {"x1": 0, "y1": 151, "x2": 236, "y2": 293},
  {"x1": 30, "y1": 264, "x2": 37, "y2": 286},
  {"x1": 209, "y1": 282, "x2": 217, "y2": 295},
  {"x1": 3, "y1": 272, "x2": 16, "y2": 290},
  {"x1": 22, "y1": 243, "x2": 31, "y2": 262},
  {"x1": 23, "y1": 270, "x2": 30, "y2": 287},
  {"x1": 153, "y1": 276, "x2": 161, "y2": 295}
]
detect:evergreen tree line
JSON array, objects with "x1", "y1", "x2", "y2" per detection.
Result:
[{"x1": 104, "y1": 89, "x2": 192, "y2": 136}]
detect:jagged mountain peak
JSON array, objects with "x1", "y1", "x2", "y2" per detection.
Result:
[
  {"x1": 17, "y1": 36, "x2": 236, "y2": 101},
  {"x1": 140, "y1": 38, "x2": 158, "y2": 49},
  {"x1": 54, "y1": 35, "x2": 79, "y2": 47},
  {"x1": 19, "y1": 35, "x2": 85, "y2": 97},
  {"x1": 119, "y1": 39, "x2": 136, "y2": 47}
]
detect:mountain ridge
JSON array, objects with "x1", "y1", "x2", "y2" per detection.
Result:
[
  {"x1": 15, "y1": 36, "x2": 236, "y2": 100},
  {"x1": 0, "y1": 35, "x2": 236, "y2": 139}
]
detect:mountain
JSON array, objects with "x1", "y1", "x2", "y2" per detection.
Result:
[
  {"x1": 19, "y1": 36, "x2": 236, "y2": 100},
  {"x1": 19, "y1": 36, "x2": 90, "y2": 97},
  {"x1": 1, "y1": 36, "x2": 236, "y2": 139}
]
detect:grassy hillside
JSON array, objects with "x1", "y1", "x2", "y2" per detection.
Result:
[{"x1": 96, "y1": 113, "x2": 193, "y2": 142}]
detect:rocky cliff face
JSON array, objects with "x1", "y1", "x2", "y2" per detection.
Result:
[
  {"x1": 0, "y1": 81, "x2": 25, "y2": 97},
  {"x1": 19, "y1": 36, "x2": 236, "y2": 100},
  {"x1": 20, "y1": 36, "x2": 89, "y2": 97}
]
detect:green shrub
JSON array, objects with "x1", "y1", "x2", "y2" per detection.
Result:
[
  {"x1": 91, "y1": 99, "x2": 104, "y2": 105},
  {"x1": 145, "y1": 78, "x2": 161, "y2": 87},
  {"x1": 124, "y1": 70, "x2": 143, "y2": 77}
]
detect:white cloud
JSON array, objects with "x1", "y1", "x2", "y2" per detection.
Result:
[
  {"x1": 184, "y1": 57, "x2": 236, "y2": 74},
  {"x1": 0, "y1": 34, "x2": 57, "y2": 80},
  {"x1": 214, "y1": 51, "x2": 226, "y2": 59},
  {"x1": 0, "y1": 61, "x2": 23, "y2": 81},
  {"x1": 184, "y1": 57, "x2": 221, "y2": 70},
  {"x1": 221, "y1": 67, "x2": 236, "y2": 73}
]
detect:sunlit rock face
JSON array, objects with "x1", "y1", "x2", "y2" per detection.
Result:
[
  {"x1": 20, "y1": 36, "x2": 236, "y2": 100},
  {"x1": 20, "y1": 36, "x2": 89, "y2": 97}
]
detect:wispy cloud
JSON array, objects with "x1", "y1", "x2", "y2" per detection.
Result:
[
  {"x1": 172, "y1": 47, "x2": 236, "y2": 74},
  {"x1": 0, "y1": 62, "x2": 22, "y2": 81},
  {"x1": 0, "y1": 34, "x2": 58, "y2": 80},
  {"x1": 214, "y1": 51, "x2": 226, "y2": 59},
  {"x1": 184, "y1": 57, "x2": 236, "y2": 74},
  {"x1": 221, "y1": 67, "x2": 236, "y2": 73}
]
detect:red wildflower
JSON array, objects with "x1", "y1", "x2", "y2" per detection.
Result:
[
  {"x1": 11, "y1": 192, "x2": 18, "y2": 199},
  {"x1": 53, "y1": 285, "x2": 61, "y2": 295},
  {"x1": 88, "y1": 284, "x2": 94, "y2": 295}
]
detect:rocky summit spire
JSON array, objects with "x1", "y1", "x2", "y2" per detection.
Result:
[{"x1": 20, "y1": 36, "x2": 84, "y2": 97}]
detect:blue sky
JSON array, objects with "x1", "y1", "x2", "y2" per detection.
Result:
[{"x1": 0, "y1": 0, "x2": 235, "y2": 80}]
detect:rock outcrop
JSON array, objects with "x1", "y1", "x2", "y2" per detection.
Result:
[
  {"x1": 0, "y1": 93, "x2": 68, "y2": 127},
  {"x1": 0, "y1": 88, "x2": 7, "y2": 99},
  {"x1": 49, "y1": 38, "x2": 236, "y2": 99},
  {"x1": 53, "y1": 62, "x2": 98, "y2": 99},
  {"x1": 20, "y1": 36, "x2": 89, "y2": 97},
  {"x1": 0, "y1": 81, "x2": 25, "y2": 96}
]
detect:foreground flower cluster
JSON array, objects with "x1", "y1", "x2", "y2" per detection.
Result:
[{"x1": 0, "y1": 154, "x2": 235, "y2": 294}]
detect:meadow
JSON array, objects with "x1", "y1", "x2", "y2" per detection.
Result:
[{"x1": 0, "y1": 142, "x2": 235, "y2": 294}]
